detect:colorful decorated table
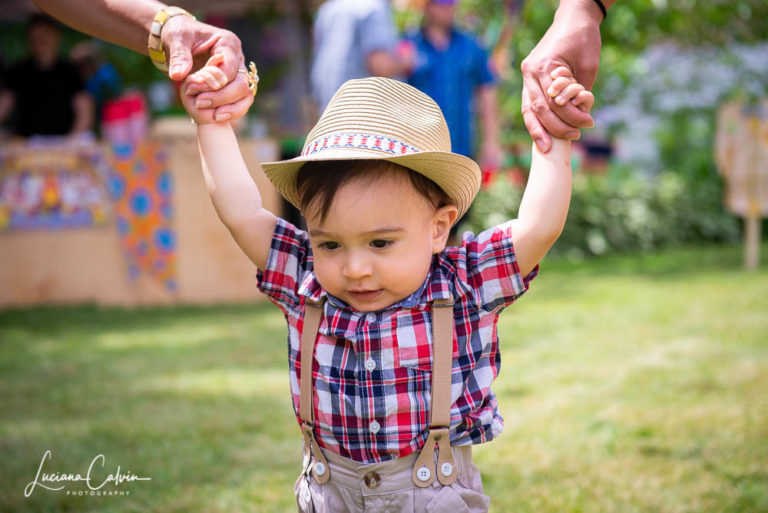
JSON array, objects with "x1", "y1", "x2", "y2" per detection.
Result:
[{"x1": 0, "y1": 119, "x2": 280, "y2": 307}]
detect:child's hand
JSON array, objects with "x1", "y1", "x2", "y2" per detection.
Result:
[
  {"x1": 546, "y1": 66, "x2": 595, "y2": 114},
  {"x1": 181, "y1": 55, "x2": 232, "y2": 124}
]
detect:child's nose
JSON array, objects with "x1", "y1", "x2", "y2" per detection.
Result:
[{"x1": 342, "y1": 252, "x2": 372, "y2": 279}]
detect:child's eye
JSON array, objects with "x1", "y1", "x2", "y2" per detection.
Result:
[
  {"x1": 318, "y1": 241, "x2": 340, "y2": 250},
  {"x1": 370, "y1": 239, "x2": 392, "y2": 249}
]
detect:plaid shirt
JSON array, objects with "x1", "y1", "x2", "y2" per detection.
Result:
[{"x1": 257, "y1": 218, "x2": 537, "y2": 463}]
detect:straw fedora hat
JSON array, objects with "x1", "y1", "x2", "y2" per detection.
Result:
[{"x1": 260, "y1": 76, "x2": 481, "y2": 220}]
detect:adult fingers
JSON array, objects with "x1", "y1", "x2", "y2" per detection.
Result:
[
  {"x1": 210, "y1": 29, "x2": 244, "y2": 83},
  {"x1": 521, "y1": 86, "x2": 552, "y2": 153},
  {"x1": 212, "y1": 93, "x2": 254, "y2": 123},
  {"x1": 187, "y1": 72, "x2": 251, "y2": 109},
  {"x1": 524, "y1": 73, "x2": 582, "y2": 141},
  {"x1": 550, "y1": 99, "x2": 595, "y2": 129},
  {"x1": 167, "y1": 39, "x2": 194, "y2": 81},
  {"x1": 163, "y1": 18, "x2": 196, "y2": 81}
]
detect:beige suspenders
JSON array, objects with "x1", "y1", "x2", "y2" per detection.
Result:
[
  {"x1": 299, "y1": 298, "x2": 331, "y2": 484},
  {"x1": 298, "y1": 295, "x2": 457, "y2": 488},
  {"x1": 412, "y1": 297, "x2": 457, "y2": 487}
]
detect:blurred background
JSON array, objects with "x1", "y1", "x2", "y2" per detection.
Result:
[{"x1": 0, "y1": 1, "x2": 766, "y2": 512}]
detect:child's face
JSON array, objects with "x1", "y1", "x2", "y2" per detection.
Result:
[{"x1": 306, "y1": 169, "x2": 455, "y2": 312}]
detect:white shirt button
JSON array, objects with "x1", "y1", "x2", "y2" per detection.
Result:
[
  {"x1": 369, "y1": 420, "x2": 380, "y2": 434},
  {"x1": 365, "y1": 358, "x2": 376, "y2": 371},
  {"x1": 416, "y1": 466, "x2": 431, "y2": 482},
  {"x1": 365, "y1": 313, "x2": 376, "y2": 322},
  {"x1": 440, "y1": 462, "x2": 454, "y2": 477}
]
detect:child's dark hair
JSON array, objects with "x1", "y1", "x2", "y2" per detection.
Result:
[{"x1": 297, "y1": 160, "x2": 452, "y2": 224}]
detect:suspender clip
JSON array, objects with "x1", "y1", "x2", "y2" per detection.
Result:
[{"x1": 300, "y1": 421, "x2": 331, "y2": 484}]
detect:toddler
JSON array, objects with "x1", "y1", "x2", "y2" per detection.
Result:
[{"x1": 181, "y1": 62, "x2": 593, "y2": 512}]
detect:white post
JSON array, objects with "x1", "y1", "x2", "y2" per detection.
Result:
[{"x1": 744, "y1": 214, "x2": 761, "y2": 270}]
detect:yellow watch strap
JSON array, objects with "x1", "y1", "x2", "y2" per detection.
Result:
[{"x1": 147, "y1": 6, "x2": 195, "y2": 73}]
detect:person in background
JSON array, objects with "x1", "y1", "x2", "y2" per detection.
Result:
[
  {"x1": 29, "y1": 0, "x2": 253, "y2": 122},
  {"x1": 520, "y1": 0, "x2": 615, "y2": 152},
  {"x1": 406, "y1": 0, "x2": 501, "y2": 168},
  {"x1": 404, "y1": 0, "x2": 502, "y2": 234},
  {"x1": 310, "y1": 0, "x2": 414, "y2": 113},
  {"x1": 70, "y1": 40, "x2": 123, "y2": 125},
  {"x1": 0, "y1": 14, "x2": 93, "y2": 137}
]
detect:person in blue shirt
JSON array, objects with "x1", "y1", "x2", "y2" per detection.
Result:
[
  {"x1": 405, "y1": 0, "x2": 501, "y2": 169},
  {"x1": 310, "y1": 0, "x2": 414, "y2": 114}
]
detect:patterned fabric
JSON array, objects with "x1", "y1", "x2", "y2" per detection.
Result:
[
  {"x1": 0, "y1": 139, "x2": 112, "y2": 231},
  {"x1": 302, "y1": 133, "x2": 422, "y2": 157},
  {"x1": 405, "y1": 28, "x2": 497, "y2": 158},
  {"x1": 107, "y1": 142, "x2": 177, "y2": 292},
  {"x1": 257, "y1": 218, "x2": 537, "y2": 463}
]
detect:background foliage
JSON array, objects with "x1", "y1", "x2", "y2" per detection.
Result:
[
  {"x1": 441, "y1": 0, "x2": 767, "y2": 253},
  {"x1": 467, "y1": 169, "x2": 741, "y2": 258},
  {"x1": 3, "y1": 2, "x2": 765, "y2": 253}
]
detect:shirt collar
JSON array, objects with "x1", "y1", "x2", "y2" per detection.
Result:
[{"x1": 417, "y1": 25, "x2": 457, "y2": 50}]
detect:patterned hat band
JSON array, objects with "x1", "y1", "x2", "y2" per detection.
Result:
[
  {"x1": 259, "y1": 77, "x2": 481, "y2": 221},
  {"x1": 302, "y1": 133, "x2": 422, "y2": 157}
]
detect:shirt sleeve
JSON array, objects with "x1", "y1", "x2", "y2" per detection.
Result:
[
  {"x1": 256, "y1": 217, "x2": 313, "y2": 314},
  {"x1": 455, "y1": 220, "x2": 538, "y2": 314},
  {"x1": 358, "y1": 2, "x2": 397, "y2": 56}
]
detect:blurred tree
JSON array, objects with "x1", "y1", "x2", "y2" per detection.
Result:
[{"x1": 393, "y1": 0, "x2": 768, "y2": 146}]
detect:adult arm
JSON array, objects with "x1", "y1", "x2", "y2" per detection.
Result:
[
  {"x1": 520, "y1": 0, "x2": 615, "y2": 152},
  {"x1": 70, "y1": 91, "x2": 94, "y2": 134},
  {"x1": 31, "y1": 0, "x2": 252, "y2": 121},
  {"x1": 31, "y1": 0, "x2": 161, "y2": 56}
]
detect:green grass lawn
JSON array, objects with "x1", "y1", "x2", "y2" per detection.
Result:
[{"x1": 1, "y1": 243, "x2": 767, "y2": 513}]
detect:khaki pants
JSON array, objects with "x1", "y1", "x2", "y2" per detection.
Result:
[{"x1": 295, "y1": 445, "x2": 490, "y2": 513}]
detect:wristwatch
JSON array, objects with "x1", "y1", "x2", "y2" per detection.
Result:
[{"x1": 147, "y1": 6, "x2": 196, "y2": 73}]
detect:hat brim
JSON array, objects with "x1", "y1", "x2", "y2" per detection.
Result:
[{"x1": 261, "y1": 148, "x2": 481, "y2": 222}]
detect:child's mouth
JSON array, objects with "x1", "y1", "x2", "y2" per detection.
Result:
[{"x1": 348, "y1": 289, "x2": 383, "y2": 302}]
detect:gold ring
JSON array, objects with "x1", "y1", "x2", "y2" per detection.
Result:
[{"x1": 240, "y1": 61, "x2": 259, "y2": 97}]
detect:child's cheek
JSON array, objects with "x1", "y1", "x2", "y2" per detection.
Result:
[{"x1": 312, "y1": 258, "x2": 339, "y2": 295}]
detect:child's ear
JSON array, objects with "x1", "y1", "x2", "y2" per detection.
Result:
[{"x1": 431, "y1": 204, "x2": 458, "y2": 254}]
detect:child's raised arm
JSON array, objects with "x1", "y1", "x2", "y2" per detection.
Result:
[
  {"x1": 511, "y1": 66, "x2": 594, "y2": 276},
  {"x1": 182, "y1": 64, "x2": 277, "y2": 270}
]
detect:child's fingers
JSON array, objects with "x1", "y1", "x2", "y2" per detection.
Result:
[
  {"x1": 550, "y1": 65, "x2": 574, "y2": 81},
  {"x1": 186, "y1": 66, "x2": 228, "y2": 93},
  {"x1": 555, "y1": 82, "x2": 585, "y2": 105},
  {"x1": 205, "y1": 53, "x2": 225, "y2": 68},
  {"x1": 547, "y1": 76, "x2": 576, "y2": 98},
  {"x1": 200, "y1": 67, "x2": 228, "y2": 90},
  {"x1": 572, "y1": 90, "x2": 595, "y2": 112}
]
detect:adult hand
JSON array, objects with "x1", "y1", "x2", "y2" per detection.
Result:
[
  {"x1": 520, "y1": 0, "x2": 604, "y2": 152},
  {"x1": 162, "y1": 15, "x2": 253, "y2": 122}
]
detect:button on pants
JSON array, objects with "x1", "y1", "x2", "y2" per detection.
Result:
[{"x1": 295, "y1": 444, "x2": 490, "y2": 513}]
